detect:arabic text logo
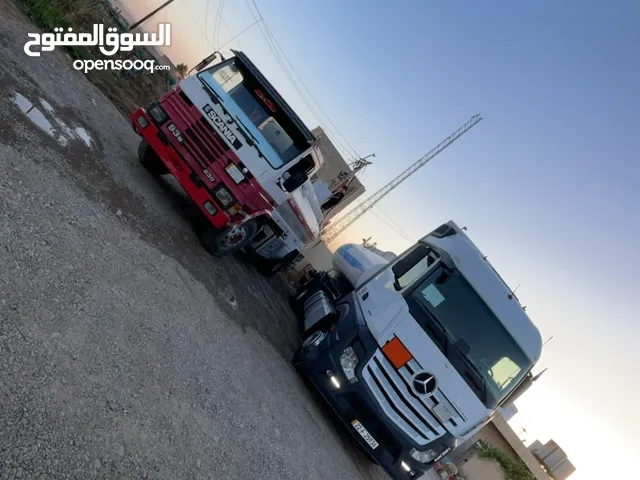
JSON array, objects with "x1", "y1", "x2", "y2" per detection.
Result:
[{"x1": 24, "y1": 23, "x2": 171, "y2": 58}]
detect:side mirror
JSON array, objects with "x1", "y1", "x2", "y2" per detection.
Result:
[
  {"x1": 192, "y1": 51, "x2": 226, "y2": 74},
  {"x1": 391, "y1": 245, "x2": 430, "y2": 290},
  {"x1": 282, "y1": 172, "x2": 308, "y2": 192}
]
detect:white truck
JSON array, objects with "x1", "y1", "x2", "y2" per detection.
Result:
[{"x1": 291, "y1": 221, "x2": 542, "y2": 479}]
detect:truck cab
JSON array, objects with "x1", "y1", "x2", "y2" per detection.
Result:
[
  {"x1": 191, "y1": 50, "x2": 324, "y2": 200},
  {"x1": 292, "y1": 221, "x2": 542, "y2": 479},
  {"x1": 131, "y1": 50, "x2": 324, "y2": 267}
]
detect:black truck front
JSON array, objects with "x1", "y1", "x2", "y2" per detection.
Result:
[{"x1": 293, "y1": 293, "x2": 454, "y2": 479}]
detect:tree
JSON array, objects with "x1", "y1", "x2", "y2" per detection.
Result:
[{"x1": 175, "y1": 63, "x2": 188, "y2": 78}]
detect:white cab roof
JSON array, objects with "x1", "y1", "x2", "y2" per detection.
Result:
[{"x1": 422, "y1": 221, "x2": 543, "y2": 362}]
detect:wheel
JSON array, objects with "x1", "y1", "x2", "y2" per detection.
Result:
[
  {"x1": 301, "y1": 330, "x2": 327, "y2": 349},
  {"x1": 200, "y1": 218, "x2": 259, "y2": 257},
  {"x1": 292, "y1": 330, "x2": 327, "y2": 371},
  {"x1": 138, "y1": 139, "x2": 168, "y2": 175}
]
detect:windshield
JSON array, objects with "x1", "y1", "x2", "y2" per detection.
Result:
[
  {"x1": 198, "y1": 59, "x2": 306, "y2": 168},
  {"x1": 405, "y1": 265, "x2": 532, "y2": 409}
]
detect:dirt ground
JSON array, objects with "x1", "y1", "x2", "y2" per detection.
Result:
[{"x1": 0, "y1": 0, "x2": 389, "y2": 478}]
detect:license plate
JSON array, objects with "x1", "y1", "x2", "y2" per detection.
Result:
[
  {"x1": 433, "y1": 402, "x2": 455, "y2": 422},
  {"x1": 351, "y1": 420, "x2": 379, "y2": 450},
  {"x1": 225, "y1": 163, "x2": 245, "y2": 183}
]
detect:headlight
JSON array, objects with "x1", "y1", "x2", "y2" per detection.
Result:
[
  {"x1": 203, "y1": 201, "x2": 218, "y2": 216},
  {"x1": 136, "y1": 115, "x2": 149, "y2": 129},
  {"x1": 148, "y1": 104, "x2": 168, "y2": 124},
  {"x1": 410, "y1": 448, "x2": 439, "y2": 464},
  {"x1": 339, "y1": 346, "x2": 359, "y2": 383},
  {"x1": 214, "y1": 186, "x2": 235, "y2": 208}
]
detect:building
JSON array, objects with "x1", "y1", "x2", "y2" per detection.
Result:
[
  {"x1": 450, "y1": 413, "x2": 549, "y2": 480},
  {"x1": 529, "y1": 439, "x2": 576, "y2": 480},
  {"x1": 498, "y1": 403, "x2": 518, "y2": 422},
  {"x1": 286, "y1": 127, "x2": 367, "y2": 277},
  {"x1": 310, "y1": 126, "x2": 366, "y2": 221},
  {"x1": 447, "y1": 367, "x2": 554, "y2": 480}
]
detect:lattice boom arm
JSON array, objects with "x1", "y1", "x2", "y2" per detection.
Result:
[{"x1": 322, "y1": 114, "x2": 482, "y2": 242}]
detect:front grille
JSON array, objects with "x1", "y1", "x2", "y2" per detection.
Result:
[
  {"x1": 158, "y1": 89, "x2": 274, "y2": 215},
  {"x1": 362, "y1": 350, "x2": 447, "y2": 446},
  {"x1": 162, "y1": 92, "x2": 231, "y2": 169}
]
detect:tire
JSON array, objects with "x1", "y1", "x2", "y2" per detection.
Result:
[
  {"x1": 138, "y1": 139, "x2": 168, "y2": 175},
  {"x1": 292, "y1": 330, "x2": 327, "y2": 371},
  {"x1": 200, "y1": 218, "x2": 259, "y2": 257}
]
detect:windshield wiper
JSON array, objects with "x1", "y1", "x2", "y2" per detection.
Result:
[
  {"x1": 413, "y1": 301, "x2": 449, "y2": 355},
  {"x1": 411, "y1": 300, "x2": 490, "y2": 404},
  {"x1": 453, "y1": 345, "x2": 488, "y2": 403}
]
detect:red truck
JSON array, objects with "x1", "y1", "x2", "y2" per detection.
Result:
[{"x1": 131, "y1": 50, "x2": 326, "y2": 273}]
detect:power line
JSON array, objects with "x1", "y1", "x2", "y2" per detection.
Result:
[
  {"x1": 251, "y1": 0, "x2": 360, "y2": 159},
  {"x1": 214, "y1": 0, "x2": 227, "y2": 50},
  {"x1": 259, "y1": 20, "x2": 359, "y2": 161},
  {"x1": 253, "y1": 1, "x2": 359, "y2": 160},
  {"x1": 183, "y1": 0, "x2": 250, "y2": 59},
  {"x1": 244, "y1": 0, "x2": 359, "y2": 162},
  {"x1": 204, "y1": 0, "x2": 212, "y2": 41},
  {"x1": 370, "y1": 210, "x2": 412, "y2": 243},
  {"x1": 243, "y1": 1, "x2": 338, "y2": 150},
  {"x1": 129, "y1": 0, "x2": 176, "y2": 30},
  {"x1": 217, "y1": 18, "x2": 262, "y2": 52},
  {"x1": 181, "y1": 0, "x2": 214, "y2": 48},
  {"x1": 376, "y1": 208, "x2": 413, "y2": 240}
]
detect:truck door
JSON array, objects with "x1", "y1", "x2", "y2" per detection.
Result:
[{"x1": 277, "y1": 153, "x2": 316, "y2": 193}]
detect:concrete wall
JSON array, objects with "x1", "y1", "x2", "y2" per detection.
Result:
[
  {"x1": 311, "y1": 126, "x2": 365, "y2": 220},
  {"x1": 490, "y1": 415, "x2": 549, "y2": 480},
  {"x1": 457, "y1": 453, "x2": 507, "y2": 480},
  {"x1": 299, "y1": 239, "x2": 334, "y2": 272},
  {"x1": 469, "y1": 422, "x2": 522, "y2": 464},
  {"x1": 453, "y1": 415, "x2": 548, "y2": 480}
]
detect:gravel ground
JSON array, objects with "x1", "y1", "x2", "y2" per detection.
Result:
[{"x1": 0, "y1": 1, "x2": 388, "y2": 478}]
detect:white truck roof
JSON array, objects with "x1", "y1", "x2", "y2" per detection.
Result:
[{"x1": 423, "y1": 222, "x2": 543, "y2": 363}]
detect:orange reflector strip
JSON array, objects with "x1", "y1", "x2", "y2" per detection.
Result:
[{"x1": 382, "y1": 337, "x2": 412, "y2": 369}]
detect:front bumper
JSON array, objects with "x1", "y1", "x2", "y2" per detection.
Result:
[
  {"x1": 294, "y1": 294, "x2": 445, "y2": 479},
  {"x1": 131, "y1": 108, "x2": 230, "y2": 229}
]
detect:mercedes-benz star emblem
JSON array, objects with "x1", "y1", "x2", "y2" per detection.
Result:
[{"x1": 412, "y1": 372, "x2": 437, "y2": 396}]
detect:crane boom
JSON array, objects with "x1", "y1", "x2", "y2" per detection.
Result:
[{"x1": 321, "y1": 114, "x2": 483, "y2": 243}]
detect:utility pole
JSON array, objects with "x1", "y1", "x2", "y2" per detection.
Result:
[{"x1": 129, "y1": 0, "x2": 176, "y2": 30}]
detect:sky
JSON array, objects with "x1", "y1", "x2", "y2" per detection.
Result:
[{"x1": 121, "y1": 1, "x2": 640, "y2": 477}]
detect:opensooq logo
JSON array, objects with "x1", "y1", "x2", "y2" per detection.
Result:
[{"x1": 24, "y1": 23, "x2": 171, "y2": 57}]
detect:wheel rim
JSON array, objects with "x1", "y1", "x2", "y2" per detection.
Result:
[
  {"x1": 302, "y1": 330, "x2": 326, "y2": 349},
  {"x1": 219, "y1": 225, "x2": 248, "y2": 250}
]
